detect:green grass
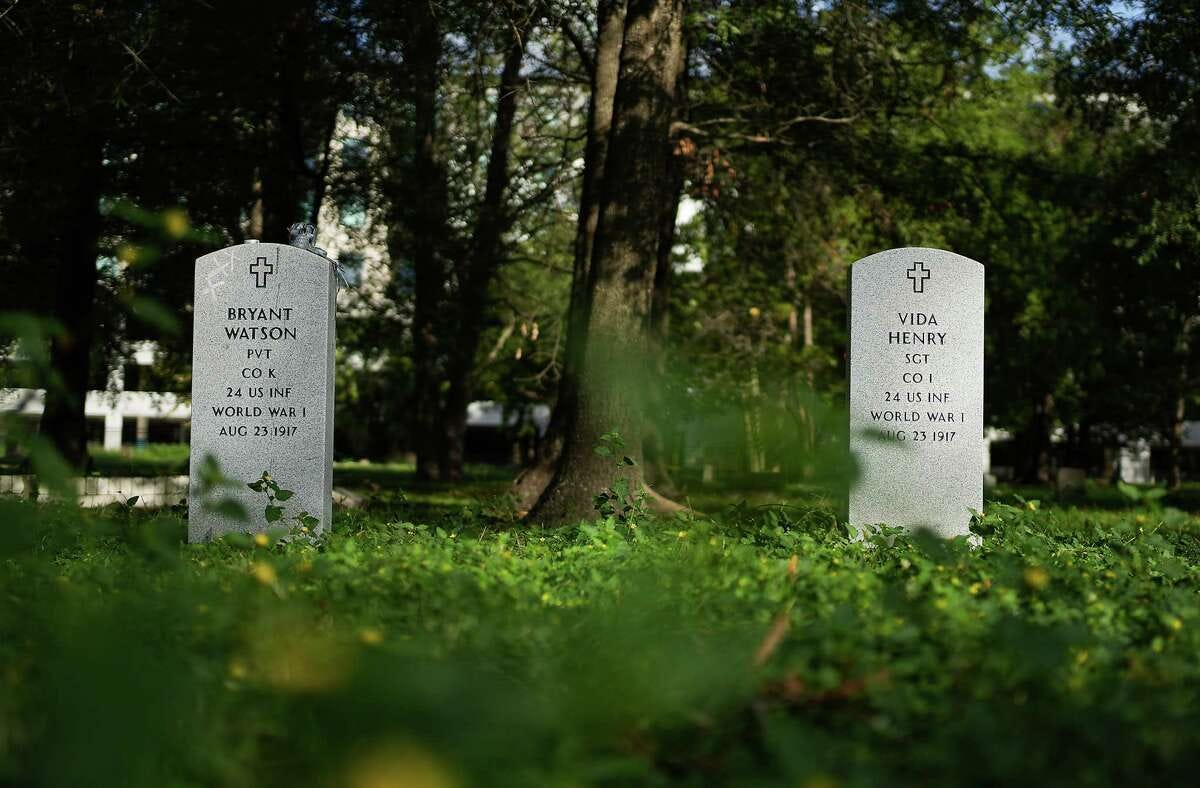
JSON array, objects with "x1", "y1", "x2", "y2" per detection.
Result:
[
  {"x1": 988, "y1": 480, "x2": 1200, "y2": 512},
  {"x1": 87, "y1": 442, "x2": 192, "y2": 475},
  {"x1": 4, "y1": 492, "x2": 1200, "y2": 786},
  {"x1": 14, "y1": 442, "x2": 1200, "y2": 518},
  {"x1": 0, "y1": 443, "x2": 196, "y2": 477}
]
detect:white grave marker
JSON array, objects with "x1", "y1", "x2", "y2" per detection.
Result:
[
  {"x1": 848, "y1": 247, "x2": 984, "y2": 537},
  {"x1": 187, "y1": 240, "x2": 336, "y2": 542}
]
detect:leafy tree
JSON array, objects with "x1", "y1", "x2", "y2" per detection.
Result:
[
  {"x1": 0, "y1": 0, "x2": 359, "y2": 467},
  {"x1": 1059, "y1": 0, "x2": 1200, "y2": 487}
]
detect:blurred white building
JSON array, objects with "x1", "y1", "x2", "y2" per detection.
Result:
[{"x1": 1, "y1": 342, "x2": 189, "y2": 451}]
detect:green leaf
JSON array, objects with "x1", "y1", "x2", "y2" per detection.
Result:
[
  {"x1": 27, "y1": 436, "x2": 75, "y2": 500},
  {"x1": 1117, "y1": 482, "x2": 1141, "y2": 502},
  {"x1": 127, "y1": 296, "x2": 180, "y2": 335},
  {"x1": 220, "y1": 531, "x2": 252, "y2": 548},
  {"x1": 264, "y1": 505, "x2": 283, "y2": 523},
  {"x1": 208, "y1": 498, "x2": 247, "y2": 521},
  {"x1": 301, "y1": 515, "x2": 319, "y2": 528},
  {"x1": 275, "y1": 489, "x2": 295, "y2": 502},
  {"x1": 247, "y1": 481, "x2": 265, "y2": 492},
  {"x1": 198, "y1": 454, "x2": 236, "y2": 491},
  {"x1": 622, "y1": 456, "x2": 637, "y2": 466}
]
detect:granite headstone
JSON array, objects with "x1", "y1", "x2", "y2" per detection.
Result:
[
  {"x1": 848, "y1": 247, "x2": 984, "y2": 537},
  {"x1": 187, "y1": 241, "x2": 335, "y2": 542}
]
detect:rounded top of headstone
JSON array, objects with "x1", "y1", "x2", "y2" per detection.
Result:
[
  {"x1": 196, "y1": 241, "x2": 331, "y2": 266},
  {"x1": 852, "y1": 246, "x2": 984, "y2": 270}
]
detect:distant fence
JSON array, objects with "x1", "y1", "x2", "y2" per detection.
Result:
[{"x1": 0, "y1": 475, "x2": 188, "y2": 508}]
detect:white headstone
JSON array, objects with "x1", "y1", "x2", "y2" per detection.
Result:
[
  {"x1": 848, "y1": 247, "x2": 984, "y2": 537},
  {"x1": 187, "y1": 242, "x2": 336, "y2": 542}
]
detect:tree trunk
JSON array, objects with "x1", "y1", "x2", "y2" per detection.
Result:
[
  {"x1": 247, "y1": 175, "x2": 265, "y2": 239},
  {"x1": 1167, "y1": 318, "x2": 1197, "y2": 490},
  {"x1": 785, "y1": 256, "x2": 799, "y2": 345},
  {"x1": 513, "y1": 0, "x2": 628, "y2": 510},
  {"x1": 1023, "y1": 391, "x2": 1054, "y2": 483},
  {"x1": 261, "y1": 5, "x2": 315, "y2": 243},
  {"x1": 804, "y1": 296, "x2": 814, "y2": 348},
  {"x1": 39, "y1": 135, "x2": 105, "y2": 471},
  {"x1": 392, "y1": 1, "x2": 450, "y2": 481},
  {"x1": 1169, "y1": 389, "x2": 1186, "y2": 490},
  {"x1": 530, "y1": 0, "x2": 686, "y2": 525},
  {"x1": 438, "y1": 26, "x2": 529, "y2": 481},
  {"x1": 644, "y1": 69, "x2": 687, "y2": 495},
  {"x1": 309, "y1": 110, "x2": 340, "y2": 227},
  {"x1": 784, "y1": 255, "x2": 817, "y2": 457}
]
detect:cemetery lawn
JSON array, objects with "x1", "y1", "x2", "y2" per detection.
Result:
[{"x1": 4, "y1": 496, "x2": 1200, "y2": 786}]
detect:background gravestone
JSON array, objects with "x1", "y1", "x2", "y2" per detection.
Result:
[
  {"x1": 187, "y1": 241, "x2": 336, "y2": 542},
  {"x1": 848, "y1": 247, "x2": 984, "y2": 538}
]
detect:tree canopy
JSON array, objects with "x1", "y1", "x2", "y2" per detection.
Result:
[{"x1": 2, "y1": 0, "x2": 1198, "y2": 495}]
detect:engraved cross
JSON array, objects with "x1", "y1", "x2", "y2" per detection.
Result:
[
  {"x1": 907, "y1": 261, "x2": 930, "y2": 293},
  {"x1": 251, "y1": 256, "x2": 274, "y2": 288}
]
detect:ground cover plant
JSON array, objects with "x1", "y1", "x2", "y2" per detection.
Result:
[{"x1": 3, "y1": 488, "x2": 1200, "y2": 787}]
